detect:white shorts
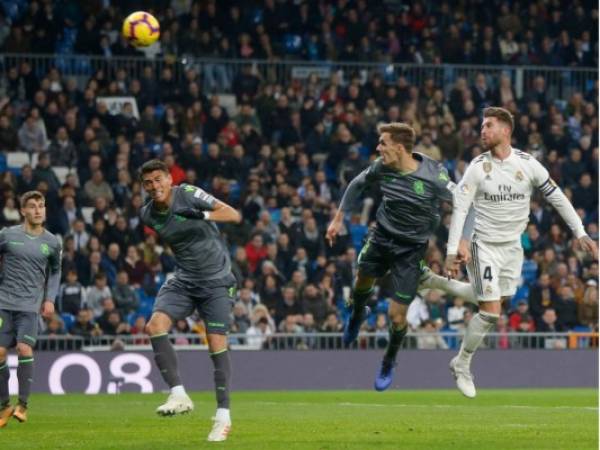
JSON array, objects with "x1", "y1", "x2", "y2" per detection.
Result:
[{"x1": 466, "y1": 236, "x2": 523, "y2": 302}]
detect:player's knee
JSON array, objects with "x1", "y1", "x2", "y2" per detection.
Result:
[{"x1": 16, "y1": 343, "x2": 33, "y2": 357}]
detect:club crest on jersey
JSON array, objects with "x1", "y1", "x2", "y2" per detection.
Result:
[
  {"x1": 413, "y1": 180, "x2": 425, "y2": 195},
  {"x1": 40, "y1": 243, "x2": 50, "y2": 255},
  {"x1": 483, "y1": 162, "x2": 492, "y2": 173},
  {"x1": 515, "y1": 170, "x2": 524, "y2": 181},
  {"x1": 485, "y1": 285, "x2": 493, "y2": 295}
]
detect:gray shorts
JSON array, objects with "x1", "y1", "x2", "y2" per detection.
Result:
[
  {"x1": 0, "y1": 309, "x2": 39, "y2": 348},
  {"x1": 154, "y1": 275, "x2": 236, "y2": 335}
]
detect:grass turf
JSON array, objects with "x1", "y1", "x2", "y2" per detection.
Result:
[{"x1": 0, "y1": 389, "x2": 597, "y2": 449}]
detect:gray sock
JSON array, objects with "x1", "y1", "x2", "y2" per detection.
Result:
[
  {"x1": 17, "y1": 356, "x2": 34, "y2": 406},
  {"x1": 0, "y1": 361, "x2": 9, "y2": 406},
  {"x1": 210, "y1": 350, "x2": 231, "y2": 409},
  {"x1": 150, "y1": 334, "x2": 182, "y2": 388}
]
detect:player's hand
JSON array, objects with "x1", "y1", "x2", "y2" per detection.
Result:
[
  {"x1": 457, "y1": 239, "x2": 471, "y2": 264},
  {"x1": 326, "y1": 218, "x2": 342, "y2": 247},
  {"x1": 444, "y1": 254, "x2": 461, "y2": 279},
  {"x1": 578, "y1": 236, "x2": 598, "y2": 260},
  {"x1": 41, "y1": 300, "x2": 54, "y2": 319}
]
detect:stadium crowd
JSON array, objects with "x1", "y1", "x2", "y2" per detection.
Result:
[
  {"x1": 0, "y1": 0, "x2": 597, "y2": 349},
  {"x1": 0, "y1": 0, "x2": 597, "y2": 69}
]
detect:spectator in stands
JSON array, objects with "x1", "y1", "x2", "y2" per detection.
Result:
[
  {"x1": 18, "y1": 113, "x2": 47, "y2": 155},
  {"x1": 417, "y1": 320, "x2": 449, "y2": 350},
  {"x1": 57, "y1": 269, "x2": 86, "y2": 316},
  {"x1": 578, "y1": 280, "x2": 599, "y2": 330},
  {"x1": 509, "y1": 300, "x2": 536, "y2": 332},
  {"x1": 86, "y1": 272, "x2": 112, "y2": 317},
  {"x1": 112, "y1": 270, "x2": 140, "y2": 316}
]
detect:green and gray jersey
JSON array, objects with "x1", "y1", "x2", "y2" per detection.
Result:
[
  {"x1": 140, "y1": 184, "x2": 232, "y2": 285},
  {"x1": 0, "y1": 225, "x2": 62, "y2": 312},
  {"x1": 339, "y1": 153, "x2": 455, "y2": 244}
]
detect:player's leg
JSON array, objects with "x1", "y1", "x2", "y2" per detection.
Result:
[
  {"x1": 374, "y1": 301, "x2": 409, "y2": 391},
  {"x1": 344, "y1": 234, "x2": 387, "y2": 345},
  {"x1": 374, "y1": 242, "x2": 426, "y2": 391},
  {"x1": 147, "y1": 281, "x2": 194, "y2": 415},
  {"x1": 12, "y1": 311, "x2": 38, "y2": 421},
  {"x1": 450, "y1": 238, "x2": 502, "y2": 398},
  {"x1": 344, "y1": 270, "x2": 377, "y2": 345},
  {"x1": 198, "y1": 282, "x2": 235, "y2": 442},
  {"x1": 0, "y1": 310, "x2": 14, "y2": 426},
  {"x1": 13, "y1": 342, "x2": 34, "y2": 422},
  {"x1": 419, "y1": 264, "x2": 477, "y2": 305}
]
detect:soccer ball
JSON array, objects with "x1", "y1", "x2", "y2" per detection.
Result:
[{"x1": 122, "y1": 11, "x2": 160, "y2": 47}]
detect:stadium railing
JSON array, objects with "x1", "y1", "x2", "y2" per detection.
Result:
[
  {"x1": 0, "y1": 53, "x2": 597, "y2": 101},
  {"x1": 34, "y1": 331, "x2": 599, "y2": 352}
]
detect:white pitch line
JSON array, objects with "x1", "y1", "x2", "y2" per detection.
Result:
[{"x1": 255, "y1": 401, "x2": 597, "y2": 412}]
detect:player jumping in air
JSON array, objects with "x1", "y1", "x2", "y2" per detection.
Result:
[
  {"x1": 326, "y1": 122, "x2": 474, "y2": 391},
  {"x1": 140, "y1": 160, "x2": 241, "y2": 442},
  {"x1": 0, "y1": 190, "x2": 62, "y2": 426},
  {"x1": 445, "y1": 107, "x2": 598, "y2": 398}
]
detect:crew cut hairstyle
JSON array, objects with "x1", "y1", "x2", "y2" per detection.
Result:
[
  {"x1": 377, "y1": 122, "x2": 416, "y2": 152},
  {"x1": 139, "y1": 159, "x2": 169, "y2": 180},
  {"x1": 20, "y1": 190, "x2": 45, "y2": 207},
  {"x1": 483, "y1": 107, "x2": 514, "y2": 133}
]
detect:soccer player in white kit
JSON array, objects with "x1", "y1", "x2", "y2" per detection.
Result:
[{"x1": 444, "y1": 107, "x2": 598, "y2": 398}]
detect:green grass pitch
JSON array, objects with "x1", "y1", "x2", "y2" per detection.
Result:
[{"x1": 0, "y1": 389, "x2": 597, "y2": 449}]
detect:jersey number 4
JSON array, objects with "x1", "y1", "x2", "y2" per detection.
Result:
[{"x1": 483, "y1": 266, "x2": 493, "y2": 281}]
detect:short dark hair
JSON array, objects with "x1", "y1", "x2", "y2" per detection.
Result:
[
  {"x1": 139, "y1": 159, "x2": 168, "y2": 180},
  {"x1": 20, "y1": 190, "x2": 45, "y2": 207},
  {"x1": 483, "y1": 107, "x2": 514, "y2": 133},
  {"x1": 377, "y1": 122, "x2": 416, "y2": 152}
]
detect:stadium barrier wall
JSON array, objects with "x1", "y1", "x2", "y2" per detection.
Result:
[
  {"x1": 1, "y1": 53, "x2": 597, "y2": 101},
  {"x1": 5, "y1": 350, "x2": 597, "y2": 394}
]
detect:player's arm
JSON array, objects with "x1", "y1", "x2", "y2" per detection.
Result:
[
  {"x1": 436, "y1": 166, "x2": 475, "y2": 264},
  {"x1": 182, "y1": 184, "x2": 242, "y2": 223},
  {"x1": 533, "y1": 161, "x2": 598, "y2": 259},
  {"x1": 446, "y1": 164, "x2": 479, "y2": 277},
  {"x1": 326, "y1": 161, "x2": 379, "y2": 246},
  {"x1": 42, "y1": 237, "x2": 63, "y2": 319}
]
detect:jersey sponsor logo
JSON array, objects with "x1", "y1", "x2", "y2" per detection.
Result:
[
  {"x1": 483, "y1": 184, "x2": 526, "y2": 202},
  {"x1": 9, "y1": 241, "x2": 24, "y2": 245},
  {"x1": 183, "y1": 185, "x2": 196, "y2": 193},
  {"x1": 483, "y1": 162, "x2": 492, "y2": 173},
  {"x1": 40, "y1": 243, "x2": 50, "y2": 255},
  {"x1": 413, "y1": 180, "x2": 425, "y2": 195}
]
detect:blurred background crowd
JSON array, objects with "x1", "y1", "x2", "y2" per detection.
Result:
[{"x1": 0, "y1": 0, "x2": 597, "y2": 349}]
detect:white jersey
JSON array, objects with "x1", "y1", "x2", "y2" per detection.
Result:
[{"x1": 447, "y1": 148, "x2": 586, "y2": 253}]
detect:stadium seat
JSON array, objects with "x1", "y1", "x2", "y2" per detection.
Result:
[
  {"x1": 53, "y1": 166, "x2": 71, "y2": 185},
  {"x1": 60, "y1": 313, "x2": 75, "y2": 332},
  {"x1": 6, "y1": 151, "x2": 30, "y2": 170},
  {"x1": 350, "y1": 224, "x2": 368, "y2": 251},
  {"x1": 81, "y1": 207, "x2": 95, "y2": 225}
]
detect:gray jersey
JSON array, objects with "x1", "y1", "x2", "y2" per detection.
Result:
[
  {"x1": 0, "y1": 225, "x2": 62, "y2": 312},
  {"x1": 140, "y1": 184, "x2": 232, "y2": 285},
  {"x1": 340, "y1": 153, "x2": 454, "y2": 243}
]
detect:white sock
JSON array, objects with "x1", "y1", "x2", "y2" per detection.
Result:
[
  {"x1": 215, "y1": 408, "x2": 230, "y2": 422},
  {"x1": 458, "y1": 311, "x2": 498, "y2": 366},
  {"x1": 170, "y1": 385, "x2": 187, "y2": 396},
  {"x1": 427, "y1": 272, "x2": 477, "y2": 305}
]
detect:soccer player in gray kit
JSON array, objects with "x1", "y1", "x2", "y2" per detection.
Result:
[
  {"x1": 0, "y1": 190, "x2": 62, "y2": 426},
  {"x1": 139, "y1": 159, "x2": 241, "y2": 442}
]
